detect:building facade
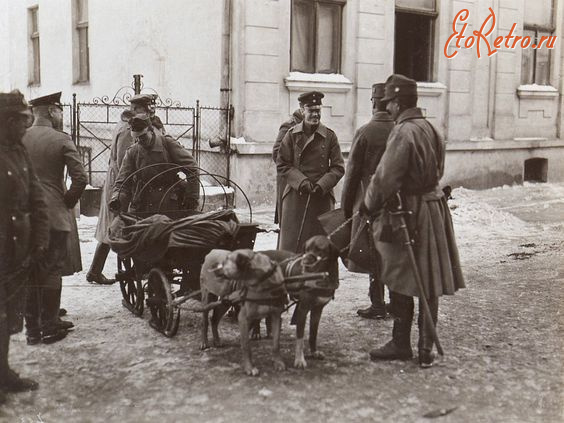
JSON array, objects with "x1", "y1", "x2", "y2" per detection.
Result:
[{"x1": 1, "y1": 0, "x2": 563, "y2": 206}]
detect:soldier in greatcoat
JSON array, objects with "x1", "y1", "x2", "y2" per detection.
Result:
[
  {"x1": 272, "y1": 108, "x2": 303, "y2": 227},
  {"x1": 88, "y1": 94, "x2": 159, "y2": 284},
  {"x1": 276, "y1": 91, "x2": 345, "y2": 255},
  {"x1": 22, "y1": 92, "x2": 87, "y2": 344},
  {"x1": 362, "y1": 75, "x2": 465, "y2": 368},
  {"x1": 109, "y1": 114, "x2": 200, "y2": 299},
  {"x1": 0, "y1": 90, "x2": 49, "y2": 398},
  {"x1": 341, "y1": 83, "x2": 394, "y2": 319},
  {"x1": 109, "y1": 113, "x2": 199, "y2": 215}
]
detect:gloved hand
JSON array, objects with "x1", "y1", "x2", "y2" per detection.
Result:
[
  {"x1": 312, "y1": 184, "x2": 323, "y2": 196},
  {"x1": 63, "y1": 192, "x2": 80, "y2": 209},
  {"x1": 298, "y1": 180, "x2": 314, "y2": 195},
  {"x1": 108, "y1": 198, "x2": 121, "y2": 213}
]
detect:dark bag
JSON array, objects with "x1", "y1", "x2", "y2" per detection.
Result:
[{"x1": 348, "y1": 218, "x2": 377, "y2": 274}]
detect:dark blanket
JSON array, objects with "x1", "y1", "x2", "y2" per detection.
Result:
[{"x1": 108, "y1": 210, "x2": 239, "y2": 263}]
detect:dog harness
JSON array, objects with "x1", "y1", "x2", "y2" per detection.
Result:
[{"x1": 221, "y1": 263, "x2": 288, "y2": 307}]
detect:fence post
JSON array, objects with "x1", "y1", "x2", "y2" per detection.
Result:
[
  {"x1": 195, "y1": 100, "x2": 200, "y2": 163},
  {"x1": 226, "y1": 104, "x2": 234, "y2": 185},
  {"x1": 133, "y1": 74, "x2": 143, "y2": 94},
  {"x1": 72, "y1": 93, "x2": 77, "y2": 145}
]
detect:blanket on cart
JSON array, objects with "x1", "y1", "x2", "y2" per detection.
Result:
[{"x1": 108, "y1": 210, "x2": 239, "y2": 262}]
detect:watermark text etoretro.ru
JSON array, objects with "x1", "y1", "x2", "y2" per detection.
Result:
[{"x1": 444, "y1": 7, "x2": 557, "y2": 59}]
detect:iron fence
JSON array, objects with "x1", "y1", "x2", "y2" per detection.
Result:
[{"x1": 67, "y1": 92, "x2": 231, "y2": 188}]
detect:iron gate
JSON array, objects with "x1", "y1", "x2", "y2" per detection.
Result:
[{"x1": 67, "y1": 88, "x2": 232, "y2": 188}]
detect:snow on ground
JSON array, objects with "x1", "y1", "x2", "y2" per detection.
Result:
[{"x1": 2, "y1": 183, "x2": 563, "y2": 422}]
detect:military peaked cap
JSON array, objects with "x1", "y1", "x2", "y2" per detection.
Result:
[
  {"x1": 298, "y1": 91, "x2": 324, "y2": 107},
  {"x1": 371, "y1": 83, "x2": 386, "y2": 100},
  {"x1": 129, "y1": 113, "x2": 151, "y2": 134},
  {"x1": 0, "y1": 90, "x2": 32, "y2": 115},
  {"x1": 29, "y1": 91, "x2": 63, "y2": 108},
  {"x1": 382, "y1": 74, "x2": 417, "y2": 102},
  {"x1": 129, "y1": 94, "x2": 154, "y2": 106}
]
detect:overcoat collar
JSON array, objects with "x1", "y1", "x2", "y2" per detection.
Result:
[
  {"x1": 372, "y1": 111, "x2": 393, "y2": 122},
  {"x1": 291, "y1": 121, "x2": 328, "y2": 139},
  {"x1": 31, "y1": 116, "x2": 54, "y2": 128},
  {"x1": 150, "y1": 131, "x2": 164, "y2": 152},
  {"x1": 138, "y1": 131, "x2": 164, "y2": 152},
  {"x1": 396, "y1": 107, "x2": 425, "y2": 124}
]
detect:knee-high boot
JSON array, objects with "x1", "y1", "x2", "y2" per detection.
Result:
[
  {"x1": 418, "y1": 296, "x2": 439, "y2": 368},
  {"x1": 52, "y1": 288, "x2": 73, "y2": 330},
  {"x1": 24, "y1": 286, "x2": 42, "y2": 344},
  {"x1": 357, "y1": 274, "x2": 387, "y2": 319},
  {"x1": 369, "y1": 291, "x2": 414, "y2": 361},
  {"x1": 40, "y1": 289, "x2": 68, "y2": 344},
  {"x1": 86, "y1": 242, "x2": 115, "y2": 285},
  {"x1": 0, "y1": 318, "x2": 38, "y2": 392}
]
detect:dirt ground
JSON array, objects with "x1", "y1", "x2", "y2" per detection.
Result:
[{"x1": 1, "y1": 183, "x2": 563, "y2": 423}]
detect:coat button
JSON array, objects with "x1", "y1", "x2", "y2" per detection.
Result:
[
  {"x1": 11, "y1": 216, "x2": 16, "y2": 221},
  {"x1": 13, "y1": 236, "x2": 17, "y2": 241},
  {"x1": 23, "y1": 167, "x2": 28, "y2": 172},
  {"x1": 7, "y1": 171, "x2": 12, "y2": 176}
]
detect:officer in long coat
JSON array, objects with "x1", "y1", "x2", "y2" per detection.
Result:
[
  {"x1": 88, "y1": 94, "x2": 159, "y2": 284},
  {"x1": 276, "y1": 91, "x2": 345, "y2": 254},
  {"x1": 363, "y1": 75, "x2": 465, "y2": 368},
  {"x1": 22, "y1": 92, "x2": 87, "y2": 344},
  {"x1": 341, "y1": 83, "x2": 394, "y2": 319},
  {"x1": 272, "y1": 108, "x2": 303, "y2": 226},
  {"x1": 0, "y1": 90, "x2": 49, "y2": 397}
]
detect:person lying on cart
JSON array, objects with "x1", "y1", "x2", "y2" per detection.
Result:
[{"x1": 109, "y1": 113, "x2": 200, "y2": 218}]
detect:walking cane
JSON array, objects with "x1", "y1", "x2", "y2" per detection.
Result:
[
  {"x1": 295, "y1": 193, "x2": 312, "y2": 252},
  {"x1": 389, "y1": 194, "x2": 444, "y2": 357}
]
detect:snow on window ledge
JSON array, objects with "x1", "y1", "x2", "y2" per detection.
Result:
[
  {"x1": 517, "y1": 84, "x2": 558, "y2": 100},
  {"x1": 417, "y1": 81, "x2": 447, "y2": 97},
  {"x1": 284, "y1": 72, "x2": 353, "y2": 93}
]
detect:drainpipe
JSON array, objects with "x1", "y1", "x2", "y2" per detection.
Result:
[{"x1": 220, "y1": 0, "x2": 232, "y2": 112}]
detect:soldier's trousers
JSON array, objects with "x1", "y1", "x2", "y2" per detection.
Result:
[{"x1": 25, "y1": 231, "x2": 68, "y2": 331}]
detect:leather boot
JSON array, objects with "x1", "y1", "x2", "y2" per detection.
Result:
[
  {"x1": 358, "y1": 274, "x2": 387, "y2": 319},
  {"x1": 370, "y1": 292, "x2": 414, "y2": 361},
  {"x1": 25, "y1": 286, "x2": 42, "y2": 345},
  {"x1": 0, "y1": 329, "x2": 38, "y2": 393},
  {"x1": 41, "y1": 288, "x2": 69, "y2": 344},
  {"x1": 86, "y1": 243, "x2": 116, "y2": 285},
  {"x1": 418, "y1": 296, "x2": 439, "y2": 368},
  {"x1": 1, "y1": 369, "x2": 39, "y2": 392},
  {"x1": 52, "y1": 288, "x2": 74, "y2": 330}
]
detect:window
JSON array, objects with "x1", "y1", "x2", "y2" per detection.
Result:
[
  {"x1": 521, "y1": 0, "x2": 554, "y2": 85},
  {"x1": 394, "y1": 0, "x2": 437, "y2": 82},
  {"x1": 73, "y1": 0, "x2": 89, "y2": 83},
  {"x1": 291, "y1": 0, "x2": 345, "y2": 74},
  {"x1": 28, "y1": 6, "x2": 40, "y2": 85}
]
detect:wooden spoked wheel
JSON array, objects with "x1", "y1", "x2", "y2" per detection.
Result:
[
  {"x1": 146, "y1": 268, "x2": 180, "y2": 337},
  {"x1": 117, "y1": 257, "x2": 144, "y2": 316}
]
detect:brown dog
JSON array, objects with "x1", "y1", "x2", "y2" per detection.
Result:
[
  {"x1": 199, "y1": 249, "x2": 287, "y2": 376},
  {"x1": 262, "y1": 235, "x2": 340, "y2": 369}
]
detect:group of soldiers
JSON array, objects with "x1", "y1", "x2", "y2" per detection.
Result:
[
  {"x1": 0, "y1": 90, "x2": 86, "y2": 401},
  {"x1": 273, "y1": 75, "x2": 464, "y2": 368},
  {"x1": 0, "y1": 90, "x2": 200, "y2": 403},
  {"x1": 0, "y1": 73, "x2": 464, "y2": 403}
]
